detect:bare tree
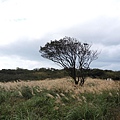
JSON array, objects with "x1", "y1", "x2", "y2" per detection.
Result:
[{"x1": 39, "y1": 36, "x2": 98, "y2": 86}]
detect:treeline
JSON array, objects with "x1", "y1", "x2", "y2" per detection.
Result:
[
  {"x1": 89, "y1": 69, "x2": 120, "y2": 80},
  {"x1": 0, "y1": 68, "x2": 120, "y2": 82},
  {"x1": 0, "y1": 68, "x2": 67, "y2": 82}
]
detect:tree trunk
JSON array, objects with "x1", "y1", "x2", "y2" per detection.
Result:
[
  {"x1": 75, "y1": 80, "x2": 79, "y2": 85},
  {"x1": 73, "y1": 64, "x2": 78, "y2": 85},
  {"x1": 80, "y1": 76, "x2": 85, "y2": 86},
  {"x1": 78, "y1": 67, "x2": 85, "y2": 86}
]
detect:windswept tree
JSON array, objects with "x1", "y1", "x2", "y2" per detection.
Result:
[{"x1": 39, "y1": 37, "x2": 98, "y2": 86}]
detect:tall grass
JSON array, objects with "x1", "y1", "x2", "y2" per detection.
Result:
[
  {"x1": 65, "y1": 89, "x2": 120, "y2": 120},
  {"x1": 0, "y1": 85, "x2": 119, "y2": 120}
]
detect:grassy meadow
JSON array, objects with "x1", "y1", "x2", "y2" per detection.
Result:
[{"x1": 0, "y1": 78, "x2": 120, "y2": 120}]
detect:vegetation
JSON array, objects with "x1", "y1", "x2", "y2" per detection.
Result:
[
  {"x1": 0, "y1": 80, "x2": 119, "y2": 120},
  {"x1": 0, "y1": 68, "x2": 120, "y2": 82},
  {"x1": 40, "y1": 36, "x2": 98, "y2": 85},
  {"x1": 89, "y1": 69, "x2": 120, "y2": 80},
  {"x1": 0, "y1": 68, "x2": 67, "y2": 82}
]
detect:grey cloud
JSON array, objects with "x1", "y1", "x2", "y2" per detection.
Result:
[
  {"x1": 62, "y1": 17, "x2": 120, "y2": 46},
  {"x1": 0, "y1": 16, "x2": 120, "y2": 70},
  {"x1": 44, "y1": 18, "x2": 120, "y2": 70},
  {"x1": 55, "y1": 17, "x2": 120, "y2": 70},
  {"x1": 89, "y1": 45, "x2": 120, "y2": 70},
  {"x1": 0, "y1": 34, "x2": 67, "y2": 69},
  {"x1": 0, "y1": 38, "x2": 42, "y2": 61}
]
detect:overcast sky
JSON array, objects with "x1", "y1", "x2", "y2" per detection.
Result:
[{"x1": 0, "y1": 0, "x2": 120, "y2": 70}]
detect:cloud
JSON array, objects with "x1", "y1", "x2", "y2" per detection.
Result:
[
  {"x1": 61, "y1": 17, "x2": 120, "y2": 45},
  {"x1": 1, "y1": 33, "x2": 119, "y2": 71},
  {"x1": 0, "y1": 37, "x2": 60, "y2": 70},
  {"x1": 92, "y1": 44, "x2": 120, "y2": 70},
  {"x1": 0, "y1": 0, "x2": 120, "y2": 70},
  {"x1": 0, "y1": 55, "x2": 59, "y2": 70},
  {"x1": 1, "y1": 16, "x2": 120, "y2": 70},
  {"x1": 52, "y1": 17, "x2": 120, "y2": 70},
  {"x1": 0, "y1": 38, "x2": 41, "y2": 60}
]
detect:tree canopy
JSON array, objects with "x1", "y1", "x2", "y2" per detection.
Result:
[{"x1": 40, "y1": 36, "x2": 98, "y2": 85}]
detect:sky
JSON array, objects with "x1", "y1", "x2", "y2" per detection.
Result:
[{"x1": 0, "y1": 0, "x2": 120, "y2": 71}]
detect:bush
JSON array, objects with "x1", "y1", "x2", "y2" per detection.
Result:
[{"x1": 20, "y1": 86, "x2": 33, "y2": 99}]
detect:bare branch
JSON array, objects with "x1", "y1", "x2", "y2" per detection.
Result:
[{"x1": 39, "y1": 36, "x2": 99, "y2": 85}]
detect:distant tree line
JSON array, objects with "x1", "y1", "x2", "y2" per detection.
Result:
[
  {"x1": 0, "y1": 68, "x2": 120, "y2": 82},
  {"x1": 89, "y1": 69, "x2": 120, "y2": 80},
  {"x1": 0, "y1": 68, "x2": 67, "y2": 82}
]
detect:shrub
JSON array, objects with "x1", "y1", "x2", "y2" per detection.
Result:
[{"x1": 20, "y1": 86, "x2": 33, "y2": 99}]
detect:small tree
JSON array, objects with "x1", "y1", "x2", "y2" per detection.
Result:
[{"x1": 39, "y1": 36, "x2": 98, "y2": 86}]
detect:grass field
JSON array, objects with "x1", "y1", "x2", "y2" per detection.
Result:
[
  {"x1": 0, "y1": 78, "x2": 120, "y2": 120},
  {"x1": 0, "y1": 77, "x2": 119, "y2": 94}
]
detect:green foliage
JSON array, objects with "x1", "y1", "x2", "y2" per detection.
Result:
[
  {"x1": 20, "y1": 86, "x2": 33, "y2": 99},
  {"x1": 0, "y1": 86, "x2": 119, "y2": 120},
  {"x1": 0, "y1": 88, "x2": 10, "y2": 104},
  {"x1": 89, "y1": 69, "x2": 120, "y2": 80},
  {"x1": 65, "y1": 104, "x2": 100, "y2": 120},
  {"x1": 0, "y1": 68, "x2": 120, "y2": 82},
  {"x1": 0, "y1": 68, "x2": 68, "y2": 82}
]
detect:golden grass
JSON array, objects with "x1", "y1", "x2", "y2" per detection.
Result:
[{"x1": 0, "y1": 78, "x2": 119, "y2": 94}]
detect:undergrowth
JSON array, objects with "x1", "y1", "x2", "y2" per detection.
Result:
[{"x1": 0, "y1": 86, "x2": 119, "y2": 120}]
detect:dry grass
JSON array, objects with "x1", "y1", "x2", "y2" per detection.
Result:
[{"x1": 0, "y1": 77, "x2": 119, "y2": 94}]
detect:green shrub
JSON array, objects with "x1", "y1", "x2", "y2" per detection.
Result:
[
  {"x1": 20, "y1": 86, "x2": 33, "y2": 99},
  {"x1": 0, "y1": 88, "x2": 11, "y2": 104}
]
